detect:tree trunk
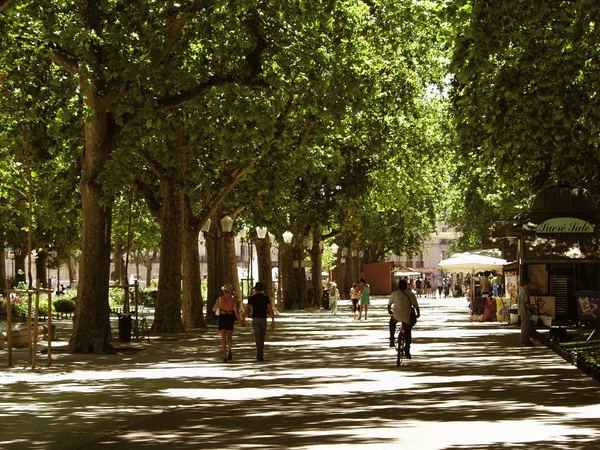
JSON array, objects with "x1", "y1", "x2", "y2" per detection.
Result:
[
  {"x1": 224, "y1": 231, "x2": 242, "y2": 311},
  {"x1": 292, "y1": 243, "x2": 307, "y2": 309},
  {"x1": 0, "y1": 244, "x2": 5, "y2": 295},
  {"x1": 343, "y1": 242, "x2": 356, "y2": 300},
  {"x1": 255, "y1": 237, "x2": 274, "y2": 301},
  {"x1": 143, "y1": 252, "x2": 154, "y2": 286},
  {"x1": 311, "y1": 228, "x2": 323, "y2": 307},
  {"x1": 69, "y1": 113, "x2": 114, "y2": 354},
  {"x1": 280, "y1": 243, "x2": 295, "y2": 310},
  {"x1": 181, "y1": 198, "x2": 204, "y2": 328},
  {"x1": 206, "y1": 211, "x2": 239, "y2": 319},
  {"x1": 68, "y1": 254, "x2": 77, "y2": 287},
  {"x1": 114, "y1": 241, "x2": 125, "y2": 284},
  {"x1": 36, "y1": 250, "x2": 48, "y2": 288},
  {"x1": 151, "y1": 177, "x2": 185, "y2": 334}
]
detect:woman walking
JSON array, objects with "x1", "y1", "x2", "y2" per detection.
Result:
[
  {"x1": 358, "y1": 277, "x2": 370, "y2": 320},
  {"x1": 213, "y1": 283, "x2": 245, "y2": 363}
]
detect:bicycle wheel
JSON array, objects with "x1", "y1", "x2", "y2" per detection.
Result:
[{"x1": 396, "y1": 330, "x2": 405, "y2": 366}]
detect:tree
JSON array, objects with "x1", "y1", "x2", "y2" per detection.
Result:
[{"x1": 448, "y1": 0, "x2": 600, "y2": 242}]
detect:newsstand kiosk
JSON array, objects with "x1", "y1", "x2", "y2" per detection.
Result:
[{"x1": 493, "y1": 185, "x2": 600, "y2": 325}]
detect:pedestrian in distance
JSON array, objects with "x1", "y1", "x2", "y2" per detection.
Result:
[
  {"x1": 358, "y1": 277, "x2": 370, "y2": 320},
  {"x1": 329, "y1": 282, "x2": 340, "y2": 315},
  {"x1": 388, "y1": 279, "x2": 420, "y2": 359},
  {"x1": 243, "y1": 282, "x2": 275, "y2": 361},
  {"x1": 517, "y1": 278, "x2": 535, "y2": 347},
  {"x1": 213, "y1": 283, "x2": 246, "y2": 363},
  {"x1": 321, "y1": 286, "x2": 330, "y2": 310},
  {"x1": 350, "y1": 283, "x2": 360, "y2": 319}
]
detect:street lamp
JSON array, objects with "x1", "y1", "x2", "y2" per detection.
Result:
[
  {"x1": 331, "y1": 243, "x2": 339, "y2": 254},
  {"x1": 221, "y1": 215, "x2": 234, "y2": 234},
  {"x1": 200, "y1": 218, "x2": 212, "y2": 233},
  {"x1": 268, "y1": 232, "x2": 276, "y2": 246},
  {"x1": 238, "y1": 227, "x2": 249, "y2": 297},
  {"x1": 282, "y1": 231, "x2": 293, "y2": 244},
  {"x1": 256, "y1": 226, "x2": 268, "y2": 240}
]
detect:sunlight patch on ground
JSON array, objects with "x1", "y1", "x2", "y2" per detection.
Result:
[
  {"x1": 544, "y1": 404, "x2": 600, "y2": 419},
  {"x1": 297, "y1": 419, "x2": 600, "y2": 449},
  {"x1": 155, "y1": 372, "x2": 504, "y2": 402}
]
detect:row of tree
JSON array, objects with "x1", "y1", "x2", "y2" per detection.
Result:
[{"x1": 1, "y1": 1, "x2": 455, "y2": 353}]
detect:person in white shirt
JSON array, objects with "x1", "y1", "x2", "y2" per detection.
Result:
[
  {"x1": 388, "y1": 279, "x2": 420, "y2": 359},
  {"x1": 329, "y1": 282, "x2": 340, "y2": 315}
]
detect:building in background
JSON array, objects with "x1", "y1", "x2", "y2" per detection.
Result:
[{"x1": 392, "y1": 222, "x2": 461, "y2": 276}]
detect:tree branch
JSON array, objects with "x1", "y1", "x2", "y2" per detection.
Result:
[
  {"x1": 298, "y1": 116, "x2": 317, "y2": 148},
  {"x1": 48, "y1": 48, "x2": 78, "y2": 74},
  {"x1": 133, "y1": 177, "x2": 161, "y2": 219},
  {"x1": 150, "y1": 0, "x2": 213, "y2": 67},
  {"x1": 136, "y1": 146, "x2": 163, "y2": 180},
  {"x1": 158, "y1": 75, "x2": 267, "y2": 112},
  {"x1": 0, "y1": 0, "x2": 14, "y2": 13},
  {"x1": 197, "y1": 167, "x2": 249, "y2": 227}
]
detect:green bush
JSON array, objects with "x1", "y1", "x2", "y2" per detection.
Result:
[
  {"x1": 53, "y1": 297, "x2": 76, "y2": 313},
  {"x1": 138, "y1": 288, "x2": 157, "y2": 307}
]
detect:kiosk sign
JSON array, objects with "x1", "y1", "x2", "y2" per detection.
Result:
[{"x1": 536, "y1": 217, "x2": 594, "y2": 234}]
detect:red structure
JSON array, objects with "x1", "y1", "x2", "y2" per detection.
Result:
[{"x1": 362, "y1": 262, "x2": 393, "y2": 295}]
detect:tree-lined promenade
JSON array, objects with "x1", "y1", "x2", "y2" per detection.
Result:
[
  {"x1": 1, "y1": 297, "x2": 599, "y2": 449},
  {"x1": 2, "y1": 1, "x2": 600, "y2": 354}
]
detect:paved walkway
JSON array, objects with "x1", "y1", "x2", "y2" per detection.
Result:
[{"x1": 1, "y1": 297, "x2": 599, "y2": 449}]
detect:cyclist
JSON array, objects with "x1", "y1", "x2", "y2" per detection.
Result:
[{"x1": 388, "y1": 279, "x2": 420, "y2": 359}]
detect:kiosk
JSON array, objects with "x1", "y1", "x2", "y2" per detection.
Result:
[{"x1": 493, "y1": 186, "x2": 600, "y2": 323}]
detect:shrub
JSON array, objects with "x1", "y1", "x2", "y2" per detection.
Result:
[
  {"x1": 53, "y1": 297, "x2": 76, "y2": 313},
  {"x1": 138, "y1": 288, "x2": 157, "y2": 307}
]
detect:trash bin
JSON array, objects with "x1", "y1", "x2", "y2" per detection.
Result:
[
  {"x1": 118, "y1": 313, "x2": 132, "y2": 343},
  {"x1": 509, "y1": 304, "x2": 520, "y2": 324}
]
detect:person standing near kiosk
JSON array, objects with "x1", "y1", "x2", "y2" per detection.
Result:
[{"x1": 517, "y1": 278, "x2": 535, "y2": 347}]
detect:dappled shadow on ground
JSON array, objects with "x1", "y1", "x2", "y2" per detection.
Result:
[{"x1": 1, "y1": 298, "x2": 599, "y2": 449}]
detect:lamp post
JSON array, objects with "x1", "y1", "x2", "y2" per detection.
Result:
[
  {"x1": 282, "y1": 231, "x2": 294, "y2": 308},
  {"x1": 239, "y1": 227, "x2": 249, "y2": 298},
  {"x1": 200, "y1": 218, "x2": 213, "y2": 315},
  {"x1": 254, "y1": 226, "x2": 268, "y2": 293}
]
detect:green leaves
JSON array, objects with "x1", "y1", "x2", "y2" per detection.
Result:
[{"x1": 447, "y1": 0, "x2": 600, "y2": 246}]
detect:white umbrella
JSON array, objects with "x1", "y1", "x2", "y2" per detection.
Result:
[{"x1": 437, "y1": 252, "x2": 508, "y2": 274}]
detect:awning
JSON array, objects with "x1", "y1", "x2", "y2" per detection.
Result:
[{"x1": 437, "y1": 252, "x2": 508, "y2": 274}]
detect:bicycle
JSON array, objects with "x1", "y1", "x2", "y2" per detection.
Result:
[{"x1": 395, "y1": 327, "x2": 406, "y2": 366}]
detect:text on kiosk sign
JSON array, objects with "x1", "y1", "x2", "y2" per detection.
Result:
[{"x1": 536, "y1": 217, "x2": 594, "y2": 234}]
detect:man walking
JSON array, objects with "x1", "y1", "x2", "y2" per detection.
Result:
[
  {"x1": 517, "y1": 278, "x2": 535, "y2": 347},
  {"x1": 243, "y1": 282, "x2": 275, "y2": 361},
  {"x1": 388, "y1": 279, "x2": 420, "y2": 359}
]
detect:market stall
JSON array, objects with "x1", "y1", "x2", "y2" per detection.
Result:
[{"x1": 438, "y1": 252, "x2": 508, "y2": 321}]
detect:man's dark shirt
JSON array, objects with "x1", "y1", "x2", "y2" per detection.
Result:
[{"x1": 248, "y1": 293, "x2": 270, "y2": 318}]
